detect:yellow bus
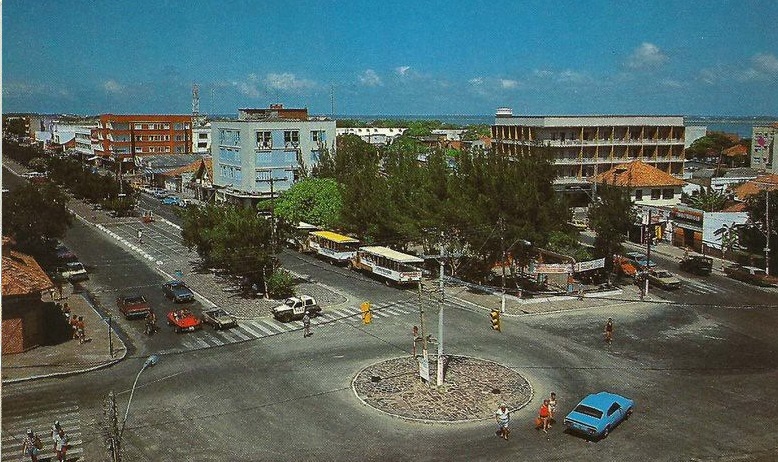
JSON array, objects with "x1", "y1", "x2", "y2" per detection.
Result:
[
  {"x1": 349, "y1": 246, "x2": 424, "y2": 285},
  {"x1": 307, "y1": 230, "x2": 360, "y2": 264}
]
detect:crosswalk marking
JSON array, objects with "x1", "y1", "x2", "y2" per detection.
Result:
[
  {"x1": 226, "y1": 328, "x2": 251, "y2": 341},
  {"x1": 239, "y1": 321, "x2": 265, "y2": 337},
  {"x1": 1, "y1": 400, "x2": 83, "y2": 462},
  {"x1": 246, "y1": 320, "x2": 276, "y2": 336}
]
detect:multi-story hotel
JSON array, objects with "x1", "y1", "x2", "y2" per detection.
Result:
[
  {"x1": 211, "y1": 105, "x2": 336, "y2": 206},
  {"x1": 751, "y1": 123, "x2": 777, "y2": 173},
  {"x1": 491, "y1": 108, "x2": 686, "y2": 197},
  {"x1": 92, "y1": 114, "x2": 193, "y2": 160}
]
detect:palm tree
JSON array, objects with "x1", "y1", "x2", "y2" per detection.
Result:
[
  {"x1": 688, "y1": 187, "x2": 728, "y2": 212},
  {"x1": 714, "y1": 222, "x2": 741, "y2": 260}
]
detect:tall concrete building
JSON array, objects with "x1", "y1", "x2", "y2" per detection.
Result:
[
  {"x1": 491, "y1": 108, "x2": 686, "y2": 199},
  {"x1": 92, "y1": 114, "x2": 193, "y2": 160},
  {"x1": 211, "y1": 105, "x2": 336, "y2": 206},
  {"x1": 752, "y1": 123, "x2": 777, "y2": 173}
]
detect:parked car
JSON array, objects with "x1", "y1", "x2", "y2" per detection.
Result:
[
  {"x1": 723, "y1": 264, "x2": 778, "y2": 287},
  {"x1": 161, "y1": 195, "x2": 179, "y2": 205},
  {"x1": 162, "y1": 280, "x2": 195, "y2": 303},
  {"x1": 167, "y1": 308, "x2": 202, "y2": 333},
  {"x1": 116, "y1": 294, "x2": 152, "y2": 319},
  {"x1": 152, "y1": 189, "x2": 169, "y2": 199},
  {"x1": 646, "y1": 269, "x2": 681, "y2": 290},
  {"x1": 272, "y1": 295, "x2": 320, "y2": 322},
  {"x1": 564, "y1": 392, "x2": 634, "y2": 440},
  {"x1": 60, "y1": 261, "x2": 89, "y2": 282},
  {"x1": 624, "y1": 251, "x2": 657, "y2": 270},
  {"x1": 679, "y1": 254, "x2": 713, "y2": 276},
  {"x1": 55, "y1": 243, "x2": 77, "y2": 262},
  {"x1": 201, "y1": 307, "x2": 238, "y2": 330}
]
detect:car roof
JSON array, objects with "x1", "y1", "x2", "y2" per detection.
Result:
[{"x1": 579, "y1": 391, "x2": 632, "y2": 410}]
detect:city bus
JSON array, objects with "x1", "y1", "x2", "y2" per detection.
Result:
[
  {"x1": 307, "y1": 230, "x2": 360, "y2": 264},
  {"x1": 349, "y1": 246, "x2": 424, "y2": 285}
]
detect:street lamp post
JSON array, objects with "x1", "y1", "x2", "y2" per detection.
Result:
[{"x1": 119, "y1": 354, "x2": 159, "y2": 439}]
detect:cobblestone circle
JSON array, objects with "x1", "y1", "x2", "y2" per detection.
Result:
[{"x1": 353, "y1": 355, "x2": 533, "y2": 423}]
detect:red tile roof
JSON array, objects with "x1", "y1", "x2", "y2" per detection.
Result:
[
  {"x1": 723, "y1": 145, "x2": 748, "y2": 157},
  {"x1": 590, "y1": 160, "x2": 686, "y2": 187},
  {"x1": 2, "y1": 242, "x2": 53, "y2": 297},
  {"x1": 733, "y1": 173, "x2": 778, "y2": 200}
]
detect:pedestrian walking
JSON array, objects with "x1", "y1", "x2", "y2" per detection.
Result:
[
  {"x1": 76, "y1": 316, "x2": 85, "y2": 344},
  {"x1": 538, "y1": 399, "x2": 551, "y2": 433},
  {"x1": 548, "y1": 392, "x2": 558, "y2": 426},
  {"x1": 302, "y1": 311, "x2": 311, "y2": 338},
  {"x1": 54, "y1": 428, "x2": 68, "y2": 462},
  {"x1": 137, "y1": 229, "x2": 143, "y2": 244},
  {"x1": 69, "y1": 315, "x2": 79, "y2": 340},
  {"x1": 22, "y1": 429, "x2": 42, "y2": 462},
  {"x1": 494, "y1": 403, "x2": 510, "y2": 440},
  {"x1": 51, "y1": 421, "x2": 62, "y2": 450},
  {"x1": 604, "y1": 317, "x2": 614, "y2": 344}
]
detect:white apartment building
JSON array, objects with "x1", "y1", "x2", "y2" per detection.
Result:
[
  {"x1": 212, "y1": 105, "x2": 336, "y2": 206},
  {"x1": 491, "y1": 108, "x2": 686, "y2": 195},
  {"x1": 752, "y1": 124, "x2": 777, "y2": 173},
  {"x1": 193, "y1": 123, "x2": 211, "y2": 155},
  {"x1": 336, "y1": 127, "x2": 407, "y2": 146}
]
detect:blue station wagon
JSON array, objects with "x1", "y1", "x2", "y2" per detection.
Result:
[{"x1": 564, "y1": 391, "x2": 634, "y2": 439}]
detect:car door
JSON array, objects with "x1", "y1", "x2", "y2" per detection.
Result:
[
  {"x1": 292, "y1": 301, "x2": 305, "y2": 316},
  {"x1": 606, "y1": 402, "x2": 622, "y2": 425}
]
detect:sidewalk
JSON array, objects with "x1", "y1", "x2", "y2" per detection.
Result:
[{"x1": 1, "y1": 285, "x2": 127, "y2": 384}]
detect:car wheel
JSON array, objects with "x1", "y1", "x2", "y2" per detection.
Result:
[{"x1": 281, "y1": 313, "x2": 293, "y2": 323}]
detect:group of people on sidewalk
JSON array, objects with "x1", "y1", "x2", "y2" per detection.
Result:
[
  {"x1": 494, "y1": 392, "x2": 558, "y2": 441},
  {"x1": 21, "y1": 421, "x2": 69, "y2": 462},
  {"x1": 68, "y1": 313, "x2": 86, "y2": 344}
]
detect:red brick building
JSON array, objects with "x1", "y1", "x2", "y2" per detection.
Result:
[
  {"x1": 1, "y1": 237, "x2": 55, "y2": 354},
  {"x1": 92, "y1": 114, "x2": 193, "y2": 160}
]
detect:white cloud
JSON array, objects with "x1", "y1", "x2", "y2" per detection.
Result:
[
  {"x1": 532, "y1": 69, "x2": 554, "y2": 79},
  {"x1": 469, "y1": 77, "x2": 484, "y2": 85},
  {"x1": 264, "y1": 73, "x2": 316, "y2": 91},
  {"x1": 625, "y1": 42, "x2": 668, "y2": 70},
  {"x1": 395, "y1": 66, "x2": 411, "y2": 76},
  {"x1": 358, "y1": 69, "x2": 382, "y2": 87},
  {"x1": 556, "y1": 70, "x2": 589, "y2": 84},
  {"x1": 500, "y1": 79, "x2": 519, "y2": 89},
  {"x1": 752, "y1": 53, "x2": 778, "y2": 75},
  {"x1": 103, "y1": 79, "x2": 125, "y2": 94}
]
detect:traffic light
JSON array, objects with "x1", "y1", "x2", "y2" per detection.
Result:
[
  {"x1": 361, "y1": 301, "x2": 372, "y2": 324},
  {"x1": 490, "y1": 309, "x2": 501, "y2": 332}
]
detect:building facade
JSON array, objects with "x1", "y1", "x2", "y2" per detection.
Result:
[
  {"x1": 92, "y1": 114, "x2": 193, "y2": 160},
  {"x1": 336, "y1": 127, "x2": 408, "y2": 146},
  {"x1": 212, "y1": 106, "x2": 336, "y2": 206},
  {"x1": 751, "y1": 124, "x2": 777, "y2": 173},
  {"x1": 491, "y1": 109, "x2": 686, "y2": 195},
  {"x1": 193, "y1": 123, "x2": 211, "y2": 155}
]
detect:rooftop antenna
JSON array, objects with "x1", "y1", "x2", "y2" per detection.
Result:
[
  {"x1": 330, "y1": 84, "x2": 335, "y2": 117},
  {"x1": 192, "y1": 83, "x2": 200, "y2": 117}
]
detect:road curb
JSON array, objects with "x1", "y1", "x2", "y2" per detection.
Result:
[{"x1": 2, "y1": 293, "x2": 128, "y2": 385}]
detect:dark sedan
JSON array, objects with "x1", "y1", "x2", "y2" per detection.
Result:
[{"x1": 162, "y1": 280, "x2": 195, "y2": 303}]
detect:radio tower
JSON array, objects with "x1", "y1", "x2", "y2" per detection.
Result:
[{"x1": 192, "y1": 83, "x2": 204, "y2": 127}]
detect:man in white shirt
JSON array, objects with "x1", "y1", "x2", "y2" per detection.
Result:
[{"x1": 495, "y1": 403, "x2": 510, "y2": 440}]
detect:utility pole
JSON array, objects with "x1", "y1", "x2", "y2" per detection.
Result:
[
  {"x1": 103, "y1": 391, "x2": 121, "y2": 462},
  {"x1": 499, "y1": 217, "x2": 507, "y2": 313},
  {"x1": 766, "y1": 188, "x2": 771, "y2": 275},
  {"x1": 644, "y1": 209, "x2": 652, "y2": 297},
  {"x1": 437, "y1": 232, "x2": 445, "y2": 387}
]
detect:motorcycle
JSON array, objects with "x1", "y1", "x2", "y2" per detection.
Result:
[{"x1": 144, "y1": 317, "x2": 158, "y2": 335}]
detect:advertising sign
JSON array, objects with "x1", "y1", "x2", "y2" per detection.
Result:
[{"x1": 575, "y1": 258, "x2": 606, "y2": 272}]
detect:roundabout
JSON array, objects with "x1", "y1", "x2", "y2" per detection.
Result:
[{"x1": 352, "y1": 355, "x2": 533, "y2": 423}]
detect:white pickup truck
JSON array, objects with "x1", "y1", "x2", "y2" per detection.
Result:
[{"x1": 272, "y1": 296, "x2": 320, "y2": 322}]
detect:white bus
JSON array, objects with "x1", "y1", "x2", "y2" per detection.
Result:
[
  {"x1": 349, "y1": 246, "x2": 424, "y2": 285},
  {"x1": 307, "y1": 230, "x2": 360, "y2": 264}
]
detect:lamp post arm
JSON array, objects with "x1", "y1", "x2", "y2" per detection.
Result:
[{"x1": 119, "y1": 365, "x2": 146, "y2": 439}]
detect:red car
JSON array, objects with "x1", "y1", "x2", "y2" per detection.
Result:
[{"x1": 167, "y1": 308, "x2": 202, "y2": 333}]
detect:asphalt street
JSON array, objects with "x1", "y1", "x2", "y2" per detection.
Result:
[{"x1": 3, "y1": 172, "x2": 778, "y2": 460}]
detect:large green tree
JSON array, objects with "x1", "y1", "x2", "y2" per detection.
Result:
[
  {"x1": 273, "y1": 178, "x2": 342, "y2": 228},
  {"x1": 2, "y1": 182, "x2": 72, "y2": 250},
  {"x1": 588, "y1": 183, "x2": 636, "y2": 274}
]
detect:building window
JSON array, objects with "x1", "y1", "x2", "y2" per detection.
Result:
[
  {"x1": 311, "y1": 130, "x2": 325, "y2": 142},
  {"x1": 635, "y1": 190, "x2": 643, "y2": 201},
  {"x1": 256, "y1": 170, "x2": 271, "y2": 182},
  {"x1": 199, "y1": 133, "x2": 208, "y2": 139},
  {"x1": 651, "y1": 189, "x2": 661, "y2": 200},
  {"x1": 284, "y1": 130, "x2": 300, "y2": 148},
  {"x1": 134, "y1": 123, "x2": 142, "y2": 130},
  {"x1": 662, "y1": 188, "x2": 674, "y2": 199},
  {"x1": 175, "y1": 135, "x2": 184, "y2": 141},
  {"x1": 256, "y1": 131, "x2": 272, "y2": 149},
  {"x1": 198, "y1": 142, "x2": 208, "y2": 148},
  {"x1": 163, "y1": 123, "x2": 170, "y2": 129}
]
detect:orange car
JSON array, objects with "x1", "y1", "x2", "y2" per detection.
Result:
[{"x1": 167, "y1": 308, "x2": 202, "y2": 333}]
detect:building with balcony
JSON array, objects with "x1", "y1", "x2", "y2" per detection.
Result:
[
  {"x1": 752, "y1": 123, "x2": 777, "y2": 173},
  {"x1": 491, "y1": 109, "x2": 686, "y2": 200},
  {"x1": 212, "y1": 105, "x2": 336, "y2": 207},
  {"x1": 92, "y1": 114, "x2": 193, "y2": 160}
]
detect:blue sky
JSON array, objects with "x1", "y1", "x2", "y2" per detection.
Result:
[{"x1": 3, "y1": 0, "x2": 777, "y2": 117}]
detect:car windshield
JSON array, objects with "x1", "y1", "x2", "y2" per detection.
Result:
[
  {"x1": 67, "y1": 263, "x2": 84, "y2": 270},
  {"x1": 573, "y1": 404, "x2": 603, "y2": 419},
  {"x1": 285, "y1": 299, "x2": 296, "y2": 307},
  {"x1": 212, "y1": 309, "x2": 226, "y2": 316}
]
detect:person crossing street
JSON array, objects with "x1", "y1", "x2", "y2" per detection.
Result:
[
  {"x1": 303, "y1": 311, "x2": 312, "y2": 338},
  {"x1": 494, "y1": 403, "x2": 510, "y2": 440}
]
